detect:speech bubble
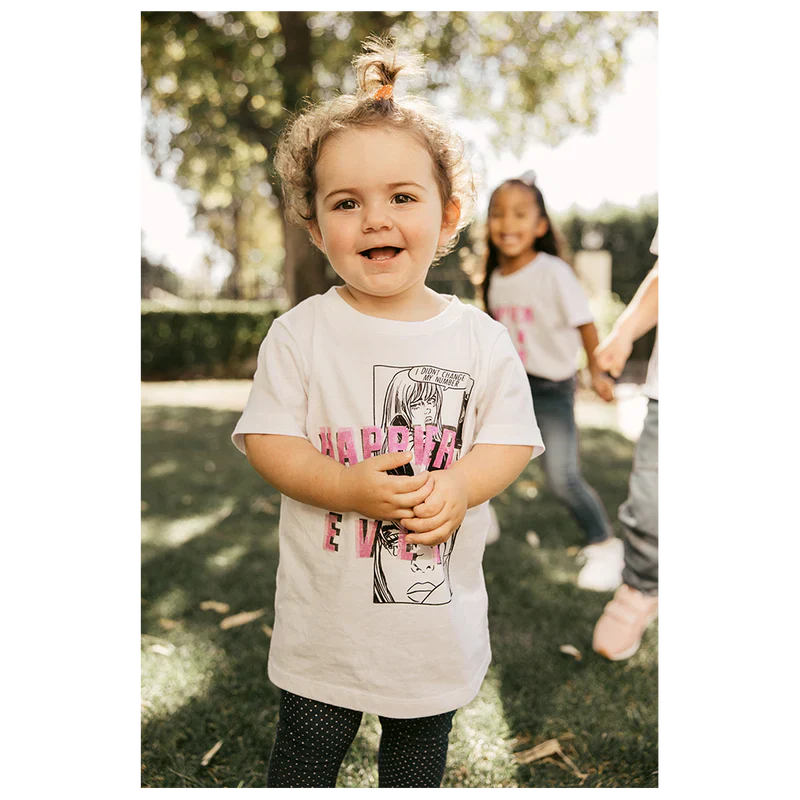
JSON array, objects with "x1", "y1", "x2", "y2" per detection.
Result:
[{"x1": 409, "y1": 365, "x2": 471, "y2": 391}]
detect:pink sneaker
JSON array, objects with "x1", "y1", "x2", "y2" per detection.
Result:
[{"x1": 592, "y1": 583, "x2": 658, "y2": 661}]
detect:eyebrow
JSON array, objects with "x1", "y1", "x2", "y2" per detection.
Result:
[{"x1": 323, "y1": 181, "x2": 427, "y2": 202}]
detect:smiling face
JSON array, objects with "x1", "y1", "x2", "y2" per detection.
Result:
[
  {"x1": 488, "y1": 183, "x2": 549, "y2": 261},
  {"x1": 309, "y1": 127, "x2": 459, "y2": 303}
]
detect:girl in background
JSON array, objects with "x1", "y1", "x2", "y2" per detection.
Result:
[{"x1": 483, "y1": 174, "x2": 622, "y2": 592}]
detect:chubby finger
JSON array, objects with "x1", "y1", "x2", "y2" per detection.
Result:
[
  {"x1": 371, "y1": 450, "x2": 414, "y2": 473},
  {"x1": 401, "y1": 508, "x2": 449, "y2": 534},
  {"x1": 389, "y1": 469, "x2": 432, "y2": 494},
  {"x1": 405, "y1": 524, "x2": 453, "y2": 547},
  {"x1": 413, "y1": 494, "x2": 445, "y2": 519},
  {"x1": 386, "y1": 507, "x2": 424, "y2": 521},
  {"x1": 394, "y1": 480, "x2": 435, "y2": 509}
]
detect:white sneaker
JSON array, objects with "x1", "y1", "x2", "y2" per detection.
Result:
[
  {"x1": 486, "y1": 503, "x2": 501, "y2": 545},
  {"x1": 576, "y1": 537, "x2": 624, "y2": 591}
]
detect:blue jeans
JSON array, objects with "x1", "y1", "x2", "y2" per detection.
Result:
[
  {"x1": 528, "y1": 374, "x2": 613, "y2": 545},
  {"x1": 620, "y1": 399, "x2": 658, "y2": 596}
]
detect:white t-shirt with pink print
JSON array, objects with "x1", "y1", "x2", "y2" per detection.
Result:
[
  {"x1": 232, "y1": 287, "x2": 543, "y2": 718},
  {"x1": 486, "y1": 252, "x2": 594, "y2": 381}
]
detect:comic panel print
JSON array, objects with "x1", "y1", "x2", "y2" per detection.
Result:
[{"x1": 372, "y1": 364, "x2": 475, "y2": 606}]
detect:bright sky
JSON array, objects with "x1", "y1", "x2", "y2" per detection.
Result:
[{"x1": 141, "y1": 29, "x2": 657, "y2": 279}]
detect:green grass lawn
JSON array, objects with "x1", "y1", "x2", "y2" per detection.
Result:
[{"x1": 141, "y1": 401, "x2": 657, "y2": 788}]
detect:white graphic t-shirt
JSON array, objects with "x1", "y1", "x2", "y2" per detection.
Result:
[
  {"x1": 486, "y1": 252, "x2": 594, "y2": 381},
  {"x1": 232, "y1": 287, "x2": 544, "y2": 718},
  {"x1": 643, "y1": 222, "x2": 664, "y2": 400}
]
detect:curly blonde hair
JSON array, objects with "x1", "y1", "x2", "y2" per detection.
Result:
[{"x1": 274, "y1": 36, "x2": 476, "y2": 260}]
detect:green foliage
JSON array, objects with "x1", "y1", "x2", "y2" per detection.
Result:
[
  {"x1": 556, "y1": 200, "x2": 658, "y2": 305},
  {"x1": 557, "y1": 201, "x2": 658, "y2": 361},
  {"x1": 142, "y1": 302, "x2": 282, "y2": 380},
  {"x1": 141, "y1": 11, "x2": 657, "y2": 302}
]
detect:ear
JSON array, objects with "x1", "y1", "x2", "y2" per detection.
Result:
[
  {"x1": 308, "y1": 219, "x2": 326, "y2": 254},
  {"x1": 437, "y1": 198, "x2": 461, "y2": 247},
  {"x1": 534, "y1": 215, "x2": 549, "y2": 240}
]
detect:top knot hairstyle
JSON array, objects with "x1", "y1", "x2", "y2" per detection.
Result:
[
  {"x1": 353, "y1": 35, "x2": 424, "y2": 99},
  {"x1": 274, "y1": 36, "x2": 476, "y2": 261}
]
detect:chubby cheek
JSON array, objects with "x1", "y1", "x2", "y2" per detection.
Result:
[
  {"x1": 320, "y1": 222, "x2": 355, "y2": 258},
  {"x1": 408, "y1": 220, "x2": 441, "y2": 254}
]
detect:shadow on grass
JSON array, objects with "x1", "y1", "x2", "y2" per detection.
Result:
[{"x1": 141, "y1": 407, "x2": 656, "y2": 788}]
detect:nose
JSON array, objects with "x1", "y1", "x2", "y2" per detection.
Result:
[
  {"x1": 411, "y1": 556, "x2": 437, "y2": 573},
  {"x1": 362, "y1": 201, "x2": 393, "y2": 233}
]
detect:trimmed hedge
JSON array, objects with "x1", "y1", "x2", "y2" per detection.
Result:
[{"x1": 141, "y1": 300, "x2": 283, "y2": 380}]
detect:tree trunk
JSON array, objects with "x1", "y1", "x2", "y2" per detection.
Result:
[
  {"x1": 282, "y1": 216, "x2": 334, "y2": 307},
  {"x1": 276, "y1": 11, "x2": 338, "y2": 307},
  {"x1": 230, "y1": 202, "x2": 242, "y2": 299}
]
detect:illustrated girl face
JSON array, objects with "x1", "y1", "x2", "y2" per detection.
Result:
[
  {"x1": 375, "y1": 523, "x2": 450, "y2": 605},
  {"x1": 488, "y1": 183, "x2": 549, "y2": 260},
  {"x1": 409, "y1": 397, "x2": 437, "y2": 427},
  {"x1": 383, "y1": 371, "x2": 443, "y2": 435}
]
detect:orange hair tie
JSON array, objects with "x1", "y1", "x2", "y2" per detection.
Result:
[{"x1": 374, "y1": 84, "x2": 393, "y2": 101}]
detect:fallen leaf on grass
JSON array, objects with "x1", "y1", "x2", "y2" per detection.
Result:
[
  {"x1": 150, "y1": 644, "x2": 174, "y2": 656},
  {"x1": 539, "y1": 756, "x2": 564, "y2": 770},
  {"x1": 525, "y1": 531, "x2": 541, "y2": 548},
  {"x1": 159, "y1": 618, "x2": 180, "y2": 631},
  {"x1": 201, "y1": 740, "x2": 223, "y2": 767},
  {"x1": 558, "y1": 750, "x2": 588, "y2": 782},
  {"x1": 514, "y1": 738, "x2": 561, "y2": 765},
  {"x1": 262, "y1": 624, "x2": 273, "y2": 638},
  {"x1": 514, "y1": 738, "x2": 588, "y2": 781},
  {"x1": 559, "y1": 644, "x2": 583, "y2": 661},
  {"x1": 200, "y1": 600, "x2": 230, "y2": 614},
  {"x1": 220, "y1": 609, "x2": 266, "y2": 630}
]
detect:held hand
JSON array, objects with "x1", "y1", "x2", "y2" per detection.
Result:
[
  {"x1": 590, "y1": 369, "x2": 616, "y2": 403},
  {"x1": 339, "y1": 451, "x2": 434, "y2": 520},
  {"x1": 594, "y1": 330, "x2": 633, "y2": 379},
  {"x1": 399, "y1": 469, "x2": 468, "y2": 547}
]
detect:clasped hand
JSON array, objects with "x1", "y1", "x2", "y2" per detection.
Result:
[{"x1": 338, "y1": 450, "x2": 468, "y2": 547}]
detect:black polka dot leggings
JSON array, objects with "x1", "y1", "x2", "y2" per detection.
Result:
[{"x1": 266, "y1": 690, "x2": 457, "y2": 788}]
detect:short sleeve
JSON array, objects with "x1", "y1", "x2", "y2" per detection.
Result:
[
  {"x1": 650, "y1": 222, "x2": 664, "y2": 257},
  {"x1": 553, "y1": 262, "x2": 594, "y2": 328},
  {"x1": 473, "y1": 330, "x2": 545, "y2": 458},
  {"x1": 231, "y1": 320, "x2": 309, "y2": 454}
]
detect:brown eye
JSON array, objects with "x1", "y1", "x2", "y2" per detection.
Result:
[
  {"x1": 393, "y1": 194, "x2": 414, "y2": 204},
  {"x1": 335, "y1": 199, "x2": 357, "y2": 210}
]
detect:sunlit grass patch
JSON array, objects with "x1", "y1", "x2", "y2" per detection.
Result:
[{"x1": 142, "y1": 630, "x2": 228, "y2": 719}]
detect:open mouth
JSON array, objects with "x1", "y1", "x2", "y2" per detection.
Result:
[
  {"x1": 406, "y1": 581, "x2": 437, "y2": 603},
  {"x1": 359, "y1": 246, "x2": 403, "y2": 262}
]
